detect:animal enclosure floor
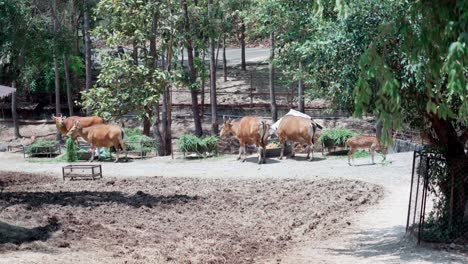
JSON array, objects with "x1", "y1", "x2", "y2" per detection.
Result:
[{"x1": 0, "y1": 172, "x2": 381, "y2": 263}]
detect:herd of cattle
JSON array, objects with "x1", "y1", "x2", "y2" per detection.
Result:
[{"x1": 51, "y1": 114, "x2": 386, "y2": 165}]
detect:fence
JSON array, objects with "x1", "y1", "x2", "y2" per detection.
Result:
[{"x1": 406, "y1": 149, "x2": 468, "y2": 244}]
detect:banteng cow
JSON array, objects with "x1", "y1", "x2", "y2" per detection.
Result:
[
  {"x1": 346, "y1": 135, "x2": 387, "y2": 165},
  {"x1": 220, "y1": 116, "x2": 270, "y2": 164},
  {"x1": 277, "y1": 116, "x2": 321, "y2": 161},
  {"x1": 52, "y1": 114, "x2": 104, "y2": 136},
  {"x1": 67, "y1": 120, "x2": 127, "y2": 163}
]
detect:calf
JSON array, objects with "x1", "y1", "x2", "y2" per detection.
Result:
[
  {"x1": 67, "y1": 120, "x2": 127, "y2": 163},
  {"x1": 277, "y1": 116, "x2": 321, "y2": 161},
  {"x1": 220, "y1": 116, "x2": 270, "y2": 164},
  {"x1": 346, "y1": 135, "x2": 387, "y2": 165}
]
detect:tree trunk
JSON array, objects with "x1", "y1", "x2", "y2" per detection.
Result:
[
  {"x1": 63, "y1": 54, "x2": 74, "y2": 116},
  {"x1": 429, "y1": 115, "x2": 468, "y2": 226},
  {"x1": 53, "y1": 51, "x2": 61, "y2": 141},
  {"x1": 200, "y1": 50, "x2": 206, "y2": 118},
  {"x1": 132, "y1": 40, "x2": 138, "y2": 65},
  {"x1": 240, "y1": 21, "x2": 246, "y2": 71},
  {"x1": 269, "y1": 32, "x2": 277, "y2": 122},
  {"x1": 298, "y1": 61, "x2": 305, "y2": 113},
  {"x1": 84, "y1": 4, "x2": 92, "y2": 92},
  {"x1": 153, "y1": 102, "x2": 164, "y2": 156},
  {"x1": 223, "y1": 35, "x2": 227, "y2": 82},
  {"x1": 209, "y1": 0, "x2": 218, "y2": 135},
  {"x1": 11, "y1": 80, "x2": 20, "y2": 138},
  {"x1": 143, "y1": 112, "x2": 151, "y2": 136},
  {"x1": 182, "y1": 0, "x2": 202, "y2": 137}
]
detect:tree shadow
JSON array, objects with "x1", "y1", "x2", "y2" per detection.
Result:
[
  {"x1": 0, "y1": 220, "x2": 60, "y2": 245},
  {"x1": 0, "y1": 191, "x2": 199, "y2": 208},
  {"x1": 318, "y1": 225, "x2": 467, "y2": 263}
]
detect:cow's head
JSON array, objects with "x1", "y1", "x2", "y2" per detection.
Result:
[
  {"x1": 67, "y1": 120, "x2": 82, "y2": 138},
  {"x1": 52, "y1": 114, "x2": 66, "y2": 127},
  {"x1": 220, "y1": 119, "x2": 234, "y2": 138}
]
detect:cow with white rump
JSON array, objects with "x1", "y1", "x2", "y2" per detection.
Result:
[
  {"x1": 277, "y1": 115, "x2": 322, "y2": 161},
  {"x1": 67, "y1": 120, "x2": 127, "y2": 163},
  {"x1": 220, "y1": 116, "x2": 270, "y2": 164}
]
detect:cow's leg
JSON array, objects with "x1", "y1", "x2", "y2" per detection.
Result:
[
  {"x1": 89, "y1": 146, "x2": 95, "y2": 162},
  {"x1": 257, "y1": 146, "x2": 263, "y2": 164},
  {"x1": 241, "y1": 144, "x2": 247, "y2": 162},
  {"x1": 237, "y1": 146, "x2": 242, "y2": 160},
  {"x1": 307, "y1": 142, "x2": 314, "y2": 161},
  {"x1": 348, "y1": 148, "x2": 355, "y2": 166},
  {"x1": 114, "y1": 143, "x2": 120, "y2": 163},
  {"x1": 290, "y1": 143, "x2": 295, "y2": 158},
  {"x1": 121, "y1": 141, "x2": 127, "y2": 162},
  {"x1": 279, "y1": 138, "x2": 286, "y2": 160}
]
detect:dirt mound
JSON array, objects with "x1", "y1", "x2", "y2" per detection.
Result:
[{"x1": 0, "y1": 171, "x2": 383, "y2": 263}]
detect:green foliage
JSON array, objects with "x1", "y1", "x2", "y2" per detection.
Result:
[
  {"x1": 123, "y1": 128, "x2": 156, "y2": 153},
  {"x1": 25, "y1": 139, "x2": 57, "y2": 155},
  {"x1": 65, "y1": 137, "x2": 78, "y2": 162},
  {"x1": 177, "y1": 133, "x2": 219, "y2": 156},
  {"x1": 80, "y1": 53, "x2": 166, "y2": 121},
  {"x1": 318, "y1": 128, "x2": 358, "y2": 147},
  {"x1": 355, "y1": 0, "x2": 467, "y2": 144}
]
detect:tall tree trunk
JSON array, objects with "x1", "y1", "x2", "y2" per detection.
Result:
[
  {"x1": 182, "y1": 0, "x2": 202, "y2": 136},
  {"x1": 429, "y1": 115, "x2": 468, "y2": 226},
  {"x1": 132, "y1": 40, "x2": 138, "y2": 65},
  {"x1": 153, "y1": 102, "x2": 164, "y2": 156},
  {"x1": 298, "y1": 61, "x2": 304, "y2": 113},
  {"x1": 143, "y1": 108, "x2": 151, "y2": 136},
  {"x1": 63, "y1": 54, "x2": 74, "y2": 116},
  {"x1": 240, "y1": 21, "x2": 246, "y2": 71},
  {"x1": 53, "y1": 52, "x2": 61, "y2": 141},
  {"x1": 269, "y1": 32, "x2": 277, "y2": 122},
  {"x1": 84, "y1": 2, "x2": 92, "y2": 115},
  {"x1": 11, "y1": 80, "x2": 20, "y2": 138},
  {"x1": 200, "y1": 51, "x2": 206, "y2": 118},
  {"x1": 209, "y1": 0, "x2": 218, "y2": 135},
  {"x1": 223, "y1": 35, "x2": 227, "y2": 82}
]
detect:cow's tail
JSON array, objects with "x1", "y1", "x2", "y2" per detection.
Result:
[{"x1": 259, "y1": 121, "x2": 269, "y2": 147}]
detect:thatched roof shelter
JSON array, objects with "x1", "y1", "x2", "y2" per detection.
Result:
[{"x1": 0, "y1": 85, "x2": 16, "y2": 99}]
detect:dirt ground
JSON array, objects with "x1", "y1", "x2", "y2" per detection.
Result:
[
  {"x1": 0, "y1": 171, "x2": 381, "y2": 264},
  {"x1": 0, "y1": 151, "x2": 466, "y2": 263}
]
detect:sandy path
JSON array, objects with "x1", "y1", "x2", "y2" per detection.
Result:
[{"x1": 0, "y1": 151, "x2": 467, "y2": 263}]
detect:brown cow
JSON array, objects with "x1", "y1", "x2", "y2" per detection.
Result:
[
  {"x1": 346, "y1": 135, "x2": 387, "y2": 165},
  {"x1": 67, "y1": 120, "x2": 127, "y2": 163},
  {"x1": 220, "y1": 116, "x2": 270, "y2": 164},
  {"x1": 52, "y1": 114, "x2": 104, "y2": 136},
  {"x1": 277, "y1": 116, "x2": 321, "y2": 161}
]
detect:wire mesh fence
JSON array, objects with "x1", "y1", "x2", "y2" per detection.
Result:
[{"x1": 406, "y1": 149, "x2": 468, "y2": 245}]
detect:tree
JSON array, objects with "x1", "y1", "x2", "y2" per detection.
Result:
[
  {"x1": 0, "y1": 0, "x2": 52, "y2": 138},
  {"x1": 355, "y1": 0, "x2": 467, "y2": 227},
  {"x1": 181, "y1": 0, "x2": 203, "y2": 136},
  {"x1": 208, "y1": 0, "x2": 219, "y2": 134}
]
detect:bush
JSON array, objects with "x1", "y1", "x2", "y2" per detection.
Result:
[
  {"x1": 177, "y1": 133, "x2": 219, "y2": 156},
  {"x1": 123, "y1": 128, "x2": 157, "y2": 153},
  {"x1": 26, "y1": 139, "x2": 58, "y2": 155},
  {"x1": 65, "y1": 137, "x2": 78, "y2": 162},
  {"x1": 318, "y1": 128, "x2": 358, "y2": 147}
]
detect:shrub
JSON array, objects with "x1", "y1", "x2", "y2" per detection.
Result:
[
  {"x1": 120, "y1": 128, "x2": 157, "y2": 154},
  {"x1": 318, "y1": 128, "x2": 358, "y2": 147},
  {"x1": 177, "y1": 133, "x2": 219, "y2": 156},
  {"x1": 65, "y1": 137, "x2": 78, "y2": 162},
  {"x1": 26, "y1": 139, "x2": 58, "y2": 155}
]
